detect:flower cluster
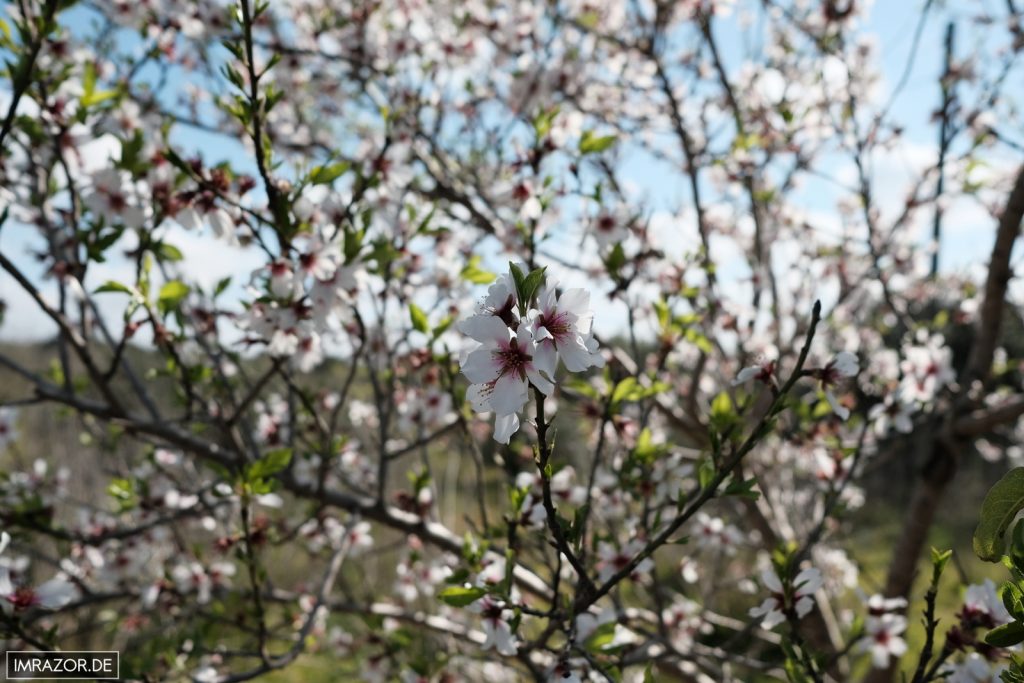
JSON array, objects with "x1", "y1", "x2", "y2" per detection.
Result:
[{"x1": 459, "y1": 265, "x2": 603, "y2": 443}]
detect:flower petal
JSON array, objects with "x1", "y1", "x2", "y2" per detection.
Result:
[
  {"x1": 489, "y1": 374, "x2": 529, "y2": 415},
  {"x1": 461, "y1": 349, "x2": 501, "y2": 384},
  {"x1": 493, "y1": 413, "x2": 520, "y2": 444},
  {"x1": 458, "y1": 315, "x2": 510, "y2": 346}
]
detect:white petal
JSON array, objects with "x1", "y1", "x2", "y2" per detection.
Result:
[
  {"x1": 795, "y1": 568, "x2": 823, "y2": 594},
  {"x1": 527, "y1": 366, "x2": 555, "y2": 396},
  {"x1": 36, "y1": 577, "x2": 77, "y2": 609},
  {"x1": 533, "y1": 341, "x2": 557, "y2": 378},
  {"x1": 558, "y1": 288, "x2": 590, "y2": 316},
  {"x1": 459, "y1": 315, "x2": 510, "y2": 346},
  {"x1": 493, "y1": 413, "x2": 520, "y2": 444},
  {"x1": 560, "y1": 337, "x2": 596, "y2": 373},
  {"x1": 490, "y1": 374, "x2": 528, "y2": 415},
  {"x1": 210, "y1": 209, "x2": 235, "y2": 239},
  {"x1": 832, "y1": 351, "x2": 859, "y2": 377},
  {"x1": 761, "y1": 608, "x2": 786, "y2": 629},
  {"x1": 826, "y1": 391, "x2": 850, "y2": 420},
  {"x1": 733, "y1": 366, "x2": 760, "y2": 385},
  {"x1": 461, "y1": 349, "x2": 501, "y2": 384},
  {"x1": 466, "y1": 383, "x2": 491, "y2": 413},
  {"x1": 762, "y1": 569, "x2": 783, "y2": 593}
]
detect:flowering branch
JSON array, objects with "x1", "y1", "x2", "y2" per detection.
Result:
[
  {"x1": 573, "y1": 300, "x2": 823, "y2": 614},
  {"x1": 533, "y1": 387, "x2": 597, "y2": 599}
]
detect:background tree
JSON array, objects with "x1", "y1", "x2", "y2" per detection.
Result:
[{"x1": 0, "y1": 0, "x2": 1023, "y2": 681}]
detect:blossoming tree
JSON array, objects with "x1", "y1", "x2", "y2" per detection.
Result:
[{"x1": 0, "y1": 0, "x2": 1023, "y2": 681}]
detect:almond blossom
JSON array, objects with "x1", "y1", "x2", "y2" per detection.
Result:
[
  {"x1": 816, "y1": 351, "x2": 860, "y2": 420},
  {"x1": 596, "y1": 538, "x2": 654, "y2": 583},
  {"x1": 861, "y1": 613, "x2": 908, "y2": 668},
  {"x1": 900, "y1": 333, "x2": 956, "y2": 404},
  {"x1": 459, "y1": 315, "x2": 553, "y2": 444},
  {"x1": 749, "y1": 567, "x2": 822, "y2": 629},
  {"x1": 83, "y1": 167, "x2": 148, "y2": 229},
  {"x1": 472, "y1": 595, "x2": 518, "y2": 656},
  {"x1": 529, "y1": 283, "x2": 604, "y2": 373},
  {"x1": 942, "y1": 653, "x2": 1008, "y2": 683}
]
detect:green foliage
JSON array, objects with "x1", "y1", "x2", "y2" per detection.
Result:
[
  {"x1": 409, "y1": 303, "x2": 429, "y2": 334},
  {"x1": 243, "y1": 448, "x2": 292, "y2": 494},
  {"x1": 107, "y1": 477, "x2": 138, "y2": 512},
  {"x1": 974, "y1": 467, "x2": 1024, "y2": 561},
  {"x1": 603, "y1": 242, "x2": 626, "y2": 277},
  {"x1": 157, "y1": 280, "x2": 190, "y2": 314},
  {"x1": 309, "y1": 161, "x2": 350, "y2": 185},
  {"x1": 80, "y1": 62, "x2": 118, "y2": 108},
  {"x1": 579, "y1": 130, "x2": 617, "y2": 154},
  {"x1": 609, "y1": 377, "x2": 668, "y2": 409},
  {"x1": 985, "y1": 621, "x2": 1024, "y2": 648},
  {"x1": 460, "y1": 256, "x2": 496, "y2": 284},
  {"x1": 94, "y1": 280, "x2": 134, "y2": 295},
  {"x1": 532, "y1": 106, "x2": 559, "y2": 140},
  {"x1": 709, "y1": 391, "x2": 737, "y2": 434},
  {"x1": 507, "y1": 262, "x2": 546, "y2": 312},
  {"x1": 437, "y1": 585, "x2": 486, "y2": 607},
  {"x1": 974, "y1": 520, "x2": 1024, "y2": 649},
  {"x1": 1001, "y1": 656, "x2": 1024, "y2": 683}
]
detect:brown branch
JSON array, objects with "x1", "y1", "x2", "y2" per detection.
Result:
[{"x1": 965, "y1": 164, "x2": 1024, "y2": 384}]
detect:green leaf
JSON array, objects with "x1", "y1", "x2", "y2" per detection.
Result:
[
  {"x1": 930, "y1": 547, "x2": 953, "y2": 579},
  {"x1": 246, "y1": 447, "x2": 293, "y2": 482},
  {"x1": 157, "y1": 280, "x2": 190, "y2": 311},
  {"x1": 214, "y1": 277, "x2": 232, "y2": 297},
  {"x1": 409, "y1": 303, "x2": 429, "y2": 334},
  {"x1": 698, "y1": 458, "x2": 716, "y2": 490},
  {"x1": 95, "y1": 281, "x2": 133, "y2": 295},
  {"x1": 107, "y1": 477, "x2": 137, "y2": 511},
  {"x1": 1001, "y1": 656, "x2": 1024, "y2": 683},
  {"x1": 81, "y1": 64, "x2": 118, "y2": 108},
  {"x1": 710, "y1": 391, "x2": 737, "y2": 432},
  {"x1": 604, "y1": 242, "x2": 626, "y2": 276},
  {"x1": 724, "y1": 476, "x2": 760, "y2": 500},
  {"x1": 986, "y1": 621, "x2": 1024, "y2": 648},
  {"x1": 579, "y1": 130, "x2": 618, "y2": 154},
  {"x1": 584, "y1": 621, "x2": 618, "y2": 652},
  {"x1": 437, "y1": 585, "x2": 486, "y2": 607},
  {"x1": 520, "y1": 267, "x2": 546, "y2": 308},
  {"x1": 1004, "y1": 583, "x2": 1024, "y2": 622},
  {"x1": 611, "y1": 377, "x2": 638, "y2": 406},
  {"x1": 156, "y1": 243, "x2": 184, "y2": 262},
  {"x1": 461, "y1": 256, "x2": 496, "y2": 284},
  {"x1": 309, "y1": 162, "x2": 350, "y2": 186},
  {"x1": 974, "y1": 468, "x2": 1024, "y2": 562},
  {"x1": 431, "y1": 316, "x2": 453, "y2": 341},
  {"x1": 509, "y1": 261, "x2": 526, "y2": 300},
  {"x1": 532, "y1": 106, "x2": 559, "y2": 140}
]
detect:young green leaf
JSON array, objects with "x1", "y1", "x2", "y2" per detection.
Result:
[
  {"x1": 985, "y1": 620, "x2": 1024, "y2": 648},
  {"x1": 974, "y1": 468, "x2": 1024, "y2": 561},
  {"x1": 409, "y1": 303, "x2": 429, "y2": 334},
  {"x1": 437, "y1": 585, "x2": 487, "y2": 607}
]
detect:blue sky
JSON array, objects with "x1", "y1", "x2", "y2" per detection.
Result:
[{"x1": 0, "y1": 0, "x2": 1019, "y2": 342}]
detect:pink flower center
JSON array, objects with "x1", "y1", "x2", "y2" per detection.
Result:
[
  {"x1": 539, "y1": 311, "x2": 572, "y2": 343},
  {"x1": 493, "y1": 337, "x2": 532, "y2": 381},
  {"x1": 7, "y1": 587, "x2": 37, "y2": 611},
  {"x1": 111, "y1": 192, "x2": 129, "y2": 212}
]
